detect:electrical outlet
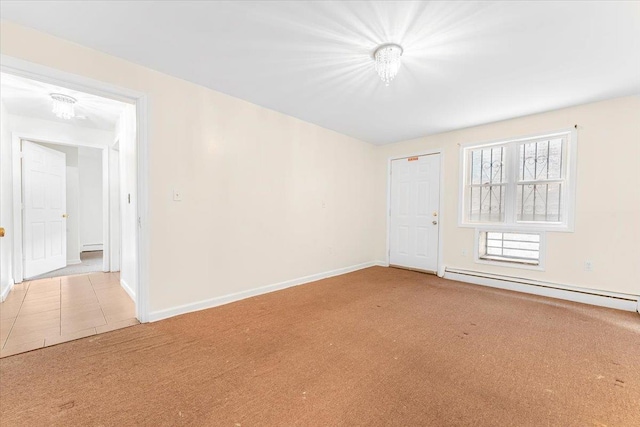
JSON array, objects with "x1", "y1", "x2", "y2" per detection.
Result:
[
  {"x1": 584, "y1": 261, "x2": 593, "y2": 271},
  {"x1": 173, "y1": 189, "x2": 182, "y2": 201}
]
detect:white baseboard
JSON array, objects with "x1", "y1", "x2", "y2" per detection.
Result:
[
  {"x1": 148, "y1": 261, "x2": 383, "y2": 322},
  {"x1": 1, "y1": 279, "x2": 15, "y2": 302},
  {"x1": 82, "y1": 244, "x2": 103, "y2": 252},
  {"x1": 444, "y1": 268, "x2": 639, "y2": 312},
  {"x1": 67, "y1": 258, "x2": 82, "y2": 265},
  {"x1": 120, "y1": 278, "x2": 136, "y2": 301}
]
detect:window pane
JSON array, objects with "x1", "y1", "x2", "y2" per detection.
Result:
[
  {"x1": 503, "y1": 232, "x2": 539, "y2": 242},
  {"x1": 517, "y1": 183, "x2": 562, "y2": 222},
  {"x1": 502, "y1": 248, "x2": 539, "y2": 260},
  {"x1": 502, "y1": 240, "x2": 539, "y2": 250},
  {"x1": 519, "y1": 138, "x2": 564, "y2": 181},
  {"x1": 487, "y1": 247, "x2": 503, "y2": 256},
  {"x1": 469, "y1": 185, "x2": 505, "y2": 222},
  {"x1": 479, "y1": 231, "x2": 541, "y2": 265},
  {"x1": 469, "y1": 146, "x2": 505, "y2": 185}
]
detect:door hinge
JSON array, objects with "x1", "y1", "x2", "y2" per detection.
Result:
[{"x1": 138, "y1": 217, "x2": 142, "y2": 228}]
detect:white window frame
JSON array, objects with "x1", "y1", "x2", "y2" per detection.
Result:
[
  {"x1": 458, "y1": 128, "x2": 578, "y2": 232},
  {"x1": 474, "y1": 228, "x2": 546, "y2": 271}
]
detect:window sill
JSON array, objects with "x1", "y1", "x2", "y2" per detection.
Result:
[
  {"x1": 459, "y1": 222, "x2": 573, "y2": 233},
  {"x1": 474, "y1": 256, "x2": 545, "y2": 271}
]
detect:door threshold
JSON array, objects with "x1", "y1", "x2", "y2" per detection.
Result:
[{"x1": 389, "y1": 265, "x2": 437, "y2": 275}]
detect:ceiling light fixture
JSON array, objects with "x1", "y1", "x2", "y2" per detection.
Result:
[
  {"x1": 50, "y1": 93, "x2": 77, "y2": 119},
  {"x1": 374, "y1": 43, "x2": 403, "y2": 86}
]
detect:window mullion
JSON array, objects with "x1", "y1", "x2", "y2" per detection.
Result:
[{"x1": 504, "y1": 143, "x2": 518, "y2": 225}]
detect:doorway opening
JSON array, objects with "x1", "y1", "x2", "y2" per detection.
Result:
[
  {"x1": 0, "y1": 59, "x2": 148, "y2": 357},
  {"x1": 21, "y1": 140, "x2": 107, "y2": 280}
]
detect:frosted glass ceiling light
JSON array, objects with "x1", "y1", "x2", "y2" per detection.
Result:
[
  {"x1": 50, "y1": 93, "x2": 77, "y2": 119},
  {"x1": 374, "y1": 43, "x2": 403, "y2": 86}
]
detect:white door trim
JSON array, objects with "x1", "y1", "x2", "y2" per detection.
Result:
[
  {"x1": 386, "y1": 149, "x2": 445, "y2": 276},
  {"x1": 1, "y1": 54, "x2": 150, "y2": 323}
]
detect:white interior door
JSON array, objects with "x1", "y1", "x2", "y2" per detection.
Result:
[
  {"x1": 389, "y1": 154, "x2": 440, "y2": 272},
  {"x1": 23, "y1": 140, "x2": 67, "y2": 278}
]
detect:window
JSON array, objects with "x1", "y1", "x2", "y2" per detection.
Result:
[
  {"x1": 460, "y1": 129, "x2": 577, "y2": 232},
  {"x1": 476, "y1": 230, "x2": 544, "y2": 268}
]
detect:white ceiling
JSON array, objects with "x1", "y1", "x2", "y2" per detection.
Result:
[
  {"x1": 2, "y1": 1, "x2": 639, "y2": 144},
  {"x1": 1, "y1": 72, "x2": 129, "y2": 131}
]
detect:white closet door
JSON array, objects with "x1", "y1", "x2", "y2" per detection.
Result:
[{"x1": 23, "y1": 141, "x2": 67, "y2": 278}]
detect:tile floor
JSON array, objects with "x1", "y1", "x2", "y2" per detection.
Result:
[{"x1": 0, "y1": 272, "x2": 139, "y2": 358}]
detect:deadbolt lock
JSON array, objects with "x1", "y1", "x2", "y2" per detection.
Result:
[
  {"x1": 62, "y1": 214, "x2": 68, "y2": 218},
  {"x1": 433, "y1": 212, "x2": 438, "y2": 217},
  {"x1": 0, "y1": 227, "x2": 4, "y2": 238}
]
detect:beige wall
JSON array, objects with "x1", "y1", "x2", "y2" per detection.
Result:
[
  {"x1": 0, "y1": 21, "x2": 378, "y2": 314},
  {"x1": 374, "y1": 96, "x2": 640, "y2": 296}
]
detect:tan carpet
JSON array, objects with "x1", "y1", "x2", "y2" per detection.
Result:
[{"x1": 1, "y1": 267, "x2": 639, "y2": 426}]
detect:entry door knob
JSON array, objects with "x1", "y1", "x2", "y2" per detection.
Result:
[
  {"x1": 62, "y1": 214, "x2": 68, "y2": 218},
  {"x1": 432, "y1": 221, "x2": 438, "y2": 225}
]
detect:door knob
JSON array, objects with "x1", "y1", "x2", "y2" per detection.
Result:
[
  {"x1": 0, "y1": 227, "x2": 4, "y2": 237},
  {"x1": 432, "y1": 221, "x2": 438, "y2": 225},
  {"x1": 62, "y1": 214, "x2": 68, "y2": 218}
]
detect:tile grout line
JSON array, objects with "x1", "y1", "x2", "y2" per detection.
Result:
[
  {"x1": 2, "y1": 282, "x2": 29, "y2": 350},
  {"x1": 10, "y1": 278, "x2": 59, "y2": 351},
  {"x1": 90, "y1": 275, "x2": 109, "y2": 329}
]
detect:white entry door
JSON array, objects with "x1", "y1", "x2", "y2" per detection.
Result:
[
  {"x1": 23, "y1": 141, "x2": 67, "y2": 278},
  {"x1": 389, "y1": 154, "x2": 440, "y2": 272}
]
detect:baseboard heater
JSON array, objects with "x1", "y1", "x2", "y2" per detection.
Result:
[
  {"x1": 82, "y1": 243, "x2": 103, "y2": 252},
  {"x1": 443, "y1": 267, "x2": 639, "y2": 313}
]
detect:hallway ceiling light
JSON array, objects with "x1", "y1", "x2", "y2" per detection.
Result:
[
  {"x1": 50, "y1": 93, "x2": 77, "y2": 119},
  {"x1": 373, "y1": 43, "x2": 403, "y2": 86}
]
